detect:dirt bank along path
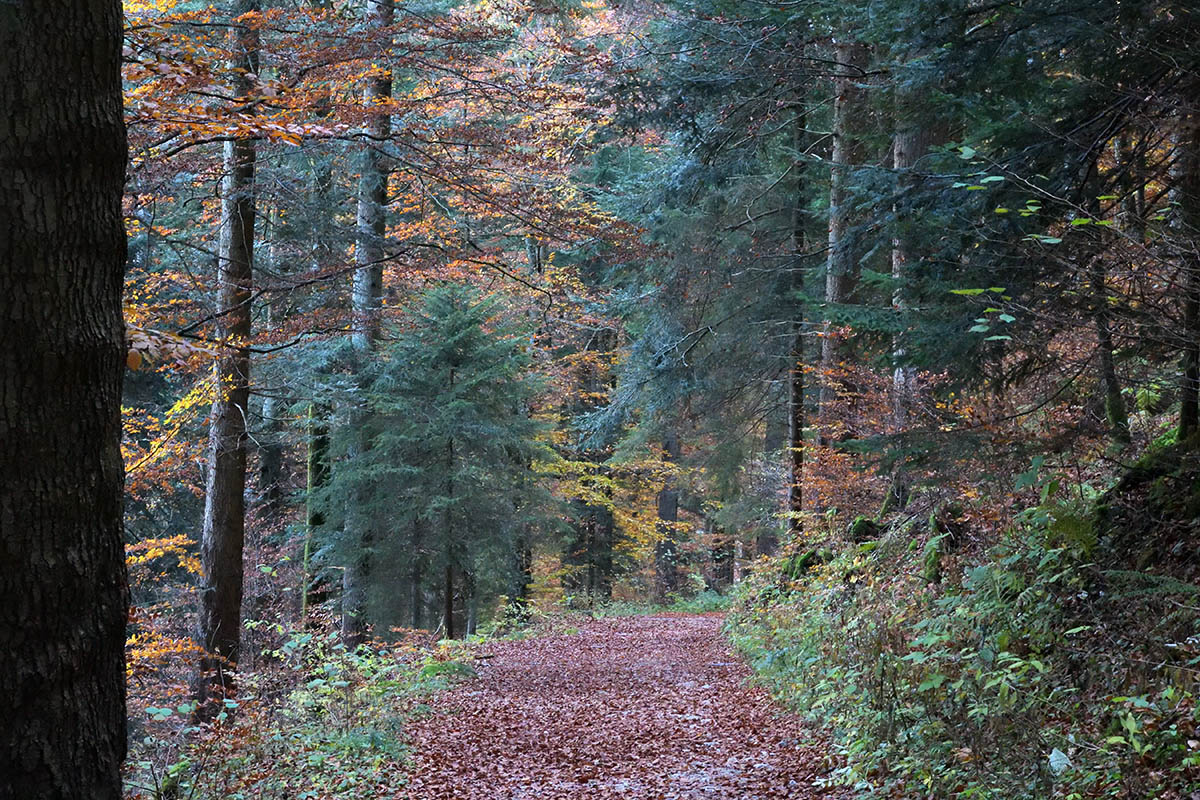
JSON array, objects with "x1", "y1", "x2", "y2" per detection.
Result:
[{"x1": 403, "y1": 613, "x2": 839, "y2": 799}]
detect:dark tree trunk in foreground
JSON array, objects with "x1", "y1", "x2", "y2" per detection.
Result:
[
  {"x1": 0, "y1": 0, "x2": 129, "y2": 795},
  {"x1": 195, "y1": 0, "x2": 259, "y2": 718}
]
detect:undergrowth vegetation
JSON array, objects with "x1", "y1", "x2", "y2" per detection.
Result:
[
  {"x1": 729, "y1": 448, "x2": 1200, "y2": 799},
  {"x1": 125, "y1": 630, "x2": 478, "y2": 800}
]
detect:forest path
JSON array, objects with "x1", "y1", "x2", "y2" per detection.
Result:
[{"x1": 402, "y1": 613, "x2": 838, "y2": 799}]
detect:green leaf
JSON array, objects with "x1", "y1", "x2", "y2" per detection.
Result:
[
  {"x1": 983, "y1": 335, "x2": 1012, "y2": 341},
  {"x1": 918, "y1": 673, "x2": 947, "y2": 691},
  {"x1": 958, "y1": 145, "x2": 977, "y2": 159},
  {"x1": 980, "y1": 175, "x2": 1004, "y2": 183},
  {"x1": 1070, "y1": 217, "x2": 1092, "y2": 226},
  {"x1": 950, "y1": 288, "x2": 987, "y2": 296},
  {"x1": 998, "y1": 313, "x2": 1016, "y2": 323},
  {"x1": 968, "y1": 324, "x2": 990, "y2": 333}
]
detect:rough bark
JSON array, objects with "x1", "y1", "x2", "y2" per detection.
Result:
[
  {"x1": 195, "y1": 0, "x2": 259, "y2": 717},
  {"x1": 819, "y1": 40, "x2": 868, "y2": 430},
  {"x1": 784, "y1": 105, "x2": 808, "y2": 544},
  {"x1": 257, "y1": 209, "x2": 286, "y2": 528},
  {"x1": 0, "y1": 0, "x2": 129, "y2": 795},
  {"x1": 342, "y1": 0, "x2": 393, "y2": 646},
  {"x1": 890, "y1": 104, "x2": 951, "y2": 508},
  {"x1": 350, "y1": 0, "x2": 392, "y2": 352}
]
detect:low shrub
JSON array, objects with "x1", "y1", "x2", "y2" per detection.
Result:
[{"x1": 729, "y1": 480, "x2": 1200, "y2": 799}]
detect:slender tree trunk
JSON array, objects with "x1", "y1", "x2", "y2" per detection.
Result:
[
  {"x1": 1177, "y1": 111, "x2": 1200, "y2": 441},
  {"x1": 512, "y1": 524, "x2": 534, "y2": 606},
  {"x1": 410, "y1": 517, "x2": 424, "y2": 628},
  {"x1": 258, "y1": 208, "x2": 286, "y2": 528},
  {"x1": 301, "y1": 402, "x2": 330, "y2": 621},
  {"x1": 443, "y1": 563, "x2": 455, "y2": 640},
  {"x1": 594, "y1": 505, "x2": 614, "y2": 599},
  {"x1": 342, "y1": 0, "x2": 393, "y2": 645},
  {"x1": 655, "y1": 434, "x2": 682, "y2": 601},
  {"x1": 1092, "y1": 259, "x2": 1131, "y2": 444},
  {"x1": 1084, "y1": 169, "x2": 1131, "y2": 445},
  {"x1": 757, "y1": 424, "x2": 782, "y2": 556},
  {"x1": 0, "y1": 1, "x2": 128, "y2": 794},
  {"x1": 889, "y1": 102, "x2": 950, "y2": 509},
  {"x1": 442, "y1": 427, "x2": 459, "y2": 638},
  {"x1": 819, "y1": 40, "x2": 868, "y2": 435},
  {"x1": 784, "y1": 105, "x2": 808, "y2": 544},
  {"x1": 195, "y1": 0, "x2": 259, "y2": 718},
  {"x1": 465, "y1": 570, "x2": 478, "y2": 636}
]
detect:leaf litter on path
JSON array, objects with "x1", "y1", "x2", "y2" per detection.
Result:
[{"x1": 403, "y1": 614, "x2": 842, "y2": 799}]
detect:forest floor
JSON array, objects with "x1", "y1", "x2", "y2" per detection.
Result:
[{"x1": 401, "y1": 613, "x2": 839, "y2": 799}]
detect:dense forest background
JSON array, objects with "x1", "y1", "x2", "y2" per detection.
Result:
[{"x1": 36, "y1": 0, "x2": 1200, "y2": 796}]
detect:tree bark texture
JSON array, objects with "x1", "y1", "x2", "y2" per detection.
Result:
[
  {"x1": 819, "y1": 40, "x2": 868, "y2": 425},
  {"x1": 890, "y1": 102, "x2": 951, "y2": 507},
  {"x1": 0, "y1": 0, "x2": 129, "y2": 796},
  {"x1": 343, "y1": 0, "x2": 393, "y2": 645},
  {"x1": 196, "y1": 0, "x2": 259, "y2": 716},
  {"x1": 256, "y1": 209, "x2": 286, "y2": 528},
  {"x1": 351, "y1": 0, "x2": 393, "y2": 352},
  {"x1": 785, "y1": 105, "x2": 808, "y2": 543}
]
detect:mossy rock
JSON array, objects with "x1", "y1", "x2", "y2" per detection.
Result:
[
  {"x1": 781, "y1": 548, "x2": 832, "y2": 579},
  {"x1": 847, "y1": 516, "x2": 881, "y2": 543}
]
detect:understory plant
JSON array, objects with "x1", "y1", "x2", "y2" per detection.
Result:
[
  {"x1": 125, "y1": 629, "x2": 477, "y2": 800},
  {"x1": 729, "y1": 478, "x2": 1200, "y2": 799}
]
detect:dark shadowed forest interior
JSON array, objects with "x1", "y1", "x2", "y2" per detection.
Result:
[{"x1": 4, "y1": 0, "x2": 1200, "y2": 798}]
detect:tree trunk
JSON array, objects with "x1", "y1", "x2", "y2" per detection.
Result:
[
  {"x1": 301, "y1": 401, "x2": 330, "y2": 621},
  {"x1": 410, "y1": 517, "x2": 424, "y2": 629},
  {"x1": 1092, "y1": 258, "x2": 1130, "y2": 444},
  {"x1": 0, "y1": 1, "x2": 128, "y2": 794},
  {"x1": 257, "y1": 208, "x2": 286, "y2": 529},
  {"x1": 195, "y1": 0, "x2": 259, "y2": 718},
  {"x1": 890, "y1": 102, "x2": 950, "y2": 508},
  {"x1": 443, "y1": 563, "x2": 455, "y2": 640},
  {"x1": 819, "y1": 40, "x2": 868, "y2": 434},
  {"x1": 351, "y1": 0, "x2": 392, "y2": 352},
  {"x1": 342, "y1": 0, "x2": 393, "y2": 645},
  {"x1": 654, "y1": 434, "x2": 682, "y2": 601},
  {"x1": 1177, "y1": 111, "x2": 1200, "y2": 440},
  {"x1": 784, "y1": 104, "x2": 808, "y2": 544}
]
